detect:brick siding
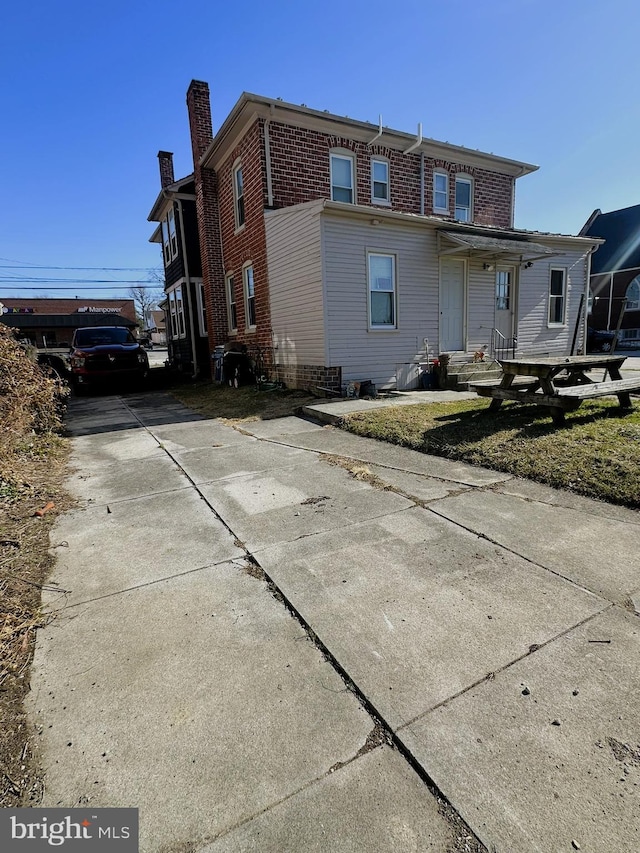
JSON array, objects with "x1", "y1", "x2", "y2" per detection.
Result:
[
  {"x1": 275, "y1": 363, "x2": 342, "y2": 393},
  {"x1": 267, "y1": 122, "x2": 513, "y2": 227}
]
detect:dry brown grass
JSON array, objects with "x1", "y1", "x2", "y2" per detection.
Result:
[{"x1": 0, "y1": 325, "x2": 71, "y2": 806}]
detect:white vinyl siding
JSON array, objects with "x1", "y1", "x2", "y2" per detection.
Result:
[
  {"x1": 323, "y1": 215, "x2": 439, "y2": 388},
  {"x1": 265, "y1": 201, "x2": 325, "y2": 365}
]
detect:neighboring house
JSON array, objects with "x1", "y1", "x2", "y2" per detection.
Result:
[
  {"x1": 147, "y1": 152, "x2": 208, "y2": 376},
  {"x1": 0, "y1": 298, "x2": 137, "y2": 348},
  {"x1": 580, "y1": 204, "x2": 640, "y2": 344},
  {"x1": 144, "y1": 309, "x2": 167, "y2": 346},
  {"x1": 154, "y1": 80, "x2": 602, "y2": 390}
]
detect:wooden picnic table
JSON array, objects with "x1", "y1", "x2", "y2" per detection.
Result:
[{"x1": 470, "y1": 355, "x2": 640, "y2": 424}]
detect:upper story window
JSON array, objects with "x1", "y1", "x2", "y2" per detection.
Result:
[
  {"x1": 548, "y1": 268, "x2": 567, "y2": 325},
  {"x1": 243, "y1": 264, "x2": 256, "y2": 329},
  {"x1": 330, "y1": 153, "x2": 354, "y2": 204},
  {"x1": 371, "y1": 159, "x2": 390, "y2": 204},
  {"x1": 168, "y1": 208, "x2": 178, "y2": 258},
  {"x1": 161, "y1": 220, "x2": 171, "y2": 265},
  {"x1": 226, "y1": 273, "x2": 237, "y2": 332},
  {"x1": 455, "y1": 176, "x2": 473, "y2": 222},
  {"x1": 625, "y1": 276, "x2": 640, "y2": 310},
  {"x1": 368, "y1": 252, "x2": 396, "y2": 328},
  {"x1": 233, "y1": 162, "x2": 245, "y2": 229},
  {"x1": 433, "y1": 171, "x2": 449, "y2": 213}
]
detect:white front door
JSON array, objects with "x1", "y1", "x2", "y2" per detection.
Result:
[
  {"x1": 439, "y1": 258, "x2": 465, "y2": 351},
  {"x1": 495, "y1": 266, "x2": 516, "y2": 340}
]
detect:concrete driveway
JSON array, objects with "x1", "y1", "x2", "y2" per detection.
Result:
[{"x1": 29, "y1": 392, "x2": 640, "y2": 852}]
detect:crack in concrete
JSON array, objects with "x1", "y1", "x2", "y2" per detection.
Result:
[{"x1": 395, "y1": 605, "x2": 615, "y2": 733}]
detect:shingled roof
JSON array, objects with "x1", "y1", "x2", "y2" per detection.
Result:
[{"x1": 581, "y1": 204, "x2": 640, "y2": 274}]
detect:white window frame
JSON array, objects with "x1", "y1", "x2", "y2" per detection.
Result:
[
  {"x1": 243, "y1": 263, "x2": 256, "y2": 330},
  {"x1": 161, "y1": 219, "x2": 171, "y2": 265},
  {"x1": 548, "y1": 268, "x2": 567, "y2": 326},
  {"x1": 454, "y1": 175, "x2": 473, "y2": 222},
  {"x1": 370, "y1": 158, "x2": 390, "y2": 205},
  {"x1": 367, "y1": 251, "x2": 397, "y2": 330},
  {"x1": 330, "y1": 152, "x2": 355, "y2": 204},
  {"x1": 232, "y1": 160, "x2": 245, "y2": 231},
  {"x1": 195, "y1": 280, "x2": 207, "y2": 337},
  {"x1": 168, "y1": 207, "x2": 178, "y2": 259},
  {"x1": 625, "y1": 276, "x2": 640, "y2": 311},
  {"x1": 226, "y1": 273, "x2": 237, "y2": 333},
  {"x1": 433, "y1": 170, "x2": 449, "y2": 213},
  {"x1": 167, "y1": 283, "x2": 186, "y2": 338}
]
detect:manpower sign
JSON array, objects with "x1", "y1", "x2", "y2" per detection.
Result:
[{"x1": 0, "y1": 809, "x2": 138, "y2": 851}]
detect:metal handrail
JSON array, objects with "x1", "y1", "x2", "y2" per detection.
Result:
[{"x1": 490, "y1": 328, "x2": 517, "y2": 360}]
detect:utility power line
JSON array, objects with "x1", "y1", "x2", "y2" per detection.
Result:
[{"x1": 0, "y1": 285, "x2": 160, "y2": 291}]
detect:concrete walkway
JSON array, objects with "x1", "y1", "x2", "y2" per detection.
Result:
[{"x1": 29, "y1": 392, "x2": 640, "y2": 852}]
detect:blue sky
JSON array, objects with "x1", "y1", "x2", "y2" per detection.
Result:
[{"x1": 1, "y1": 0, "x2": 638, "y2": 298}]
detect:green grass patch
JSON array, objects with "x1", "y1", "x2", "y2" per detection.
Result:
[
  {"x1": 341, "y1": 398, "x2": 640, "y2": 508},
  {"x1": 169, "y1": 380, "x2": 318, "y2": 422}
]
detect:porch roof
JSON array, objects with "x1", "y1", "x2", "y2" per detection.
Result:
[{"x1": 438, "y1": 230, "x2": 559, "y2": 261}]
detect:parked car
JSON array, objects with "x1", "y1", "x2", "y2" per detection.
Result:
[
  {"x1": 587, "y1": 327, "x2": 615, "y2": 353},
  {"x1": 69, "y1": 326, "x2": 149, "y2": 393}
]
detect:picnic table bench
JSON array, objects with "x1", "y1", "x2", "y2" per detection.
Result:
[{"x1": 470, "y1": 355, "x2": 640, "y2": 425}]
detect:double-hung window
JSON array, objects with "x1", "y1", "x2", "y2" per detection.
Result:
[
  {"x1": 226, "y1": 273, "x2": 237, "y2": 332},
  {"x1": 168, "y1": 208, "x2": 178, "y2": 258},
  {"x1": 625, "y1": 276, "x2": 640, "y2": 310},
  {"x1": 548, "y1": 268, "x2": 567, "y2": 325},
  {"x1": 433, "y1": 171, "x2": 449, "y2": 213},
  {"x1": 371, "y1": 159, "x2": 390, "y2": 204},
  {"x1": 174, "y1": 285, "x2": 186, "y2": 336},
  {"x1": 167, "y1": 287, "x2": 185, "y2": 338},
  {"x1": 161, "y1": 219, "x2": 171, "y2": 265},
  {"x1": 455, "y1": 176, "x2": 473, "y2": 222},
  {"x1": 368, "y1": 253, "x2": 396, "y2": 328},
  {"x1": 243, "y1": 264, "x2": 256, "y2": 329},
  {"x1": 330, "y1": 153, "x2": 354, "y2": 203},
  {"x1": 233, "y1": 162, "x2": 245, "y2": 229}
]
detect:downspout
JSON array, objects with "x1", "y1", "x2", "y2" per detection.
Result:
[
  {"x1": 264, "y1": 107, "x2": 274, "y2": 207},
  {"x1": 607, "y1": 271, "x2": 614, "y2": 330},
  {"x1": 367, "y1": 115, "x2": 383, "y2": 146},
  {"x1": 420, "y1": 152, "x2": 425, "y2": 215},
  {"x1": 403, "y1": 123, "x2": 423, "y2": 155},
  {"x1": 177, "y1": 199, "x2": 199, "y2": 379},
  {"x1": 582, "y1": 245, "x2": 597, "y2": 354}
]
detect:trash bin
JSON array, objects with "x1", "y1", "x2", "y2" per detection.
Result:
[
  {"x1": 223, "y1": 348, "x2": 253, "y2": 387},
  {"x1": 212, "y1": 346, "x2": 225, "y2": 382}
]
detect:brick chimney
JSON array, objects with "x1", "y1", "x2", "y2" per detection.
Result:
[
  {"x1": 186, "y1": 80, "x2": 214, "y2": 166},
  {"x1": 157, "y1": 151, "x2": 175, "y2": 188},
  {"x1": 186, "y1": 79, "x2": 226, "y2": 359}
]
